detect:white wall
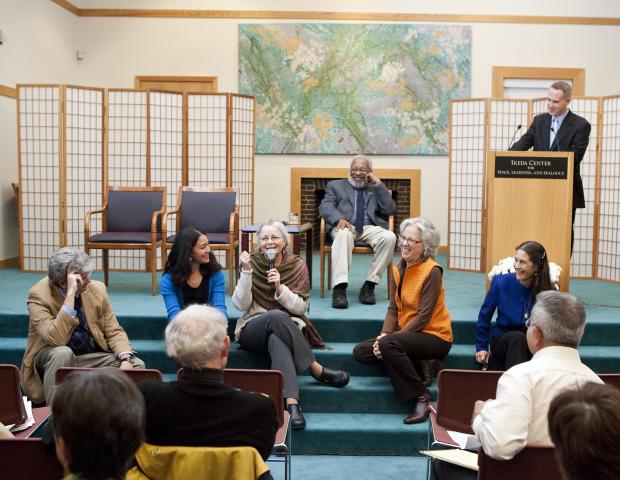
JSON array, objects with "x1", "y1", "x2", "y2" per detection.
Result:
[
  {"x1": 2, "y1": 0, "x2": 620, "y2": 260},
  {"x1": 0, "y1": 0, "x2": 78, "y2": 261}
]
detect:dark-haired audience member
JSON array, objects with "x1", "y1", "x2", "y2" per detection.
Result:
[
  {"x1": 475, "y1": 240, "x2": 554, "y2": 370},
  {"x1": 431, "y1": 291, "x2": 602, "y2": 480},
  {"x1": 21, "y1": 247, "x2": 145, "y2": 405},
  {"x1": 354, "y1": 217, "x2": 452, "y2": 425},
  {"x1": 161, "y1": 227, "x2": 227, "y2": 321},
  {"x1": 548, "y1": 383, "x2": 620, "y2": 480},
  {"x1": 53, "y1": 368, "x2": 145, "y2": 480},
  {"x1": 233, "y1": 219, "x2": 350, "y2": 430},
  {"x1": 137, "y1": 304, "x2": 278, "y2": 461}
]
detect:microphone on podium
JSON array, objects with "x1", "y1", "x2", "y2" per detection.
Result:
[
  {"x1": 267, "y1": 248, "x2": 276, "y2": 270},
  {"x1": 508, "y1": 124, "x2": 522, "y2": 149}
]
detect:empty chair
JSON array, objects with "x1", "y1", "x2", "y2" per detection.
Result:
[
  {"x1": 0, "y1": 364, "x2": 28, "y2": 426},
  {"x1": 55, "y1": 366, "x2": 164, "y2": 385},
  {"x1": 0, "y1": 438, "x2": 64, "y2": 480},
  {"x1": 477, "y1": 446, "x2": 561, "y2": 480},
  {"x1": 85, "y1": 186, "x2": 166, "y2": 295}
]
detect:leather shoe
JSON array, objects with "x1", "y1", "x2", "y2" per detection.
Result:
[
  {"x1": 332, "y1": 284, "x2": 348, "y2": 309},
  {"x1": 314, "y1": 367, "x2": 350, "y2": 388},
  {"x1": 288, "y1": 403, "x2": 306, "y2": 430},
  {"x1": 420, "y1": 359, "x2": 445, "y2": 387},
  {"x1": 359, "y1": 281, "x2": 376, "y2": 305},
  {"x1": 403, "y1": 392, "x2": 431, "y2": 424}
]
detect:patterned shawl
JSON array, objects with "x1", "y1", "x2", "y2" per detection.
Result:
[{"x1": 250, "y1": 249, "x2": 325, "y2": 348}]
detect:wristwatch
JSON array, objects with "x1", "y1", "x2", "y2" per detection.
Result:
[{"x1": 120, "y1": 353, "x2": 135, "y2": 364}]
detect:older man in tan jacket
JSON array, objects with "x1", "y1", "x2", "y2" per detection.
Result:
[{"x1": 21, "y1": 247, "x2": 144, "y2": 404}]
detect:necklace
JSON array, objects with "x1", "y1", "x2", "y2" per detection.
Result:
[{"x1": 523, "y1": 291, "x2": 533, "y2": 321}]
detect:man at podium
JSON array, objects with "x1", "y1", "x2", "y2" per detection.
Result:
[{"x1": 509, "y1": 81, "x2": 591, "y2": 251}]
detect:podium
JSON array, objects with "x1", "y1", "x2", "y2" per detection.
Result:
[{"x1": 484, "y1": 151, "x2": 573, "y2": 292}]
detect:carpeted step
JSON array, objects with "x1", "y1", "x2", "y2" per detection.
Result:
[{"x1": 291, "y1": 412, "x2": 430, "y2": 455}]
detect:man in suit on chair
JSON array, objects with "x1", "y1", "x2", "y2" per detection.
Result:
[
  {"x1": 510, "y1": 81, "x2": 591, "y2": 252},
  {"x1": 319, "y1": 155, "x2": 397, "y2": 309}
]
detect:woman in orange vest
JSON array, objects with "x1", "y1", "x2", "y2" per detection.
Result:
[{"x1": 353, "y1": 217, "x2": 452, "y2": 424}]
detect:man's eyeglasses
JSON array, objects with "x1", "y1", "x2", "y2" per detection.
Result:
[
  {"x1": 78, "y1": 271, "x2": 92, "y2": 281},
  {"x1": 399, "y1": 236, "x2": 422, "y2": 245}
]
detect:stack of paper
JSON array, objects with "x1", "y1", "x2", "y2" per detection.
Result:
[{"x1": 6, "y1": 396, "x2": 35, "y2": 433}]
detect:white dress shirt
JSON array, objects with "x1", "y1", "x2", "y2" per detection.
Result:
[{"x1": 472, "y1": 345, "x2": 602, "y2": 460}]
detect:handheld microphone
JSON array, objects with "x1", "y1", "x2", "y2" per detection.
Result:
[
  {"x1": 508, "y1": 124, "x2": 522, "y2": 149},
  {"x1": 266, "y1": 248, "x2": 276, "y2": 270}
]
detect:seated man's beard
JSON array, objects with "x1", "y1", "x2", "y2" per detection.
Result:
[{"x1": 348, "y1": 175, "x2": 368, "y2": 189}]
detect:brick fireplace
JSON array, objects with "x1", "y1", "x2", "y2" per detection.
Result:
[{"x1": 290, "y1": 168, "x2": 421, "y2": 249}]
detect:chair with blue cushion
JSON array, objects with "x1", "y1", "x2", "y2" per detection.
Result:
[
  {"x1": 84, "y1": 186, "x2": 166, "y2": 295},
  {"x1": 162, "y1": 186, "x2": 239, "y2": 293}
]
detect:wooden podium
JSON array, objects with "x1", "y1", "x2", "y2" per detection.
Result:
[{"x1": 485, "y1": 151, "x2": 573, "y2": 292}]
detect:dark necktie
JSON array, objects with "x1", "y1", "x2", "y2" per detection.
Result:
[{"x1": 354, "y1": 188, "x2": 365, "y2": 235}]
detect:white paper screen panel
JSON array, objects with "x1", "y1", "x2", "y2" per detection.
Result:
[
  {"x1": 448, "y1": 99, "x2": 486, "y2": 271},
  {"x1": 598, "y1": 96, "x2": 620, "y2": 282},
  {"x1": 18, "y1": 85, "x2": 62, "y2": 272},
  {"x1": 488, "y1": 99, "x2": 529, "y2": 151},
  {"x1": 65, "y1": 86, "x2": 104, "y2": 268},
  {"x1": 531, "y1": 98, "x2": 547, "y2": 116},
  {"x1": 231, "y1": 94, "x2": 255, "y2": 228},
  {"x1": 107, "y1": 90, "x2": 148, "y2": 270},
  {"x1": 187, "y1": 93, "x2": 228, "y2": 187},
  {"x1": 149, "y1": 91, "x2": 183, "y2": 236},
  {"x1": 569, "y1": 98, "x2": 599, "y2": 278}
]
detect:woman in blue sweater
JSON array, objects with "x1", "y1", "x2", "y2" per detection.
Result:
[
  {"x1": 161, "y1": 227, "x2": 227, "y2": 321},
  {"x1": 475, "y1": 240, "x2": 553, "y2": 370}
]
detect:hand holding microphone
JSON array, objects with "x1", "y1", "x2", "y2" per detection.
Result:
[{"x1": 266, "y1": 248, "x2": 282, "y2": 293}]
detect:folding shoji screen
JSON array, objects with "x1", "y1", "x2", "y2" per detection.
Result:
[
  {"x1": 64, "y1": 86, "x2": 104, "y2": 268},
  {"x1": 448, "y1": 99, "x2": 487, "y2": 271},
  {"x1": 598, "y1": 95, "x2": 620, "y2": 282},
  {"x1": 230, "y1": 94, "x2": 256, "y2": 230},
  {"x1": 17, "y1": 85, "x2": 62, "y2": 271},
  {"x1": 106, "y1": 89, "x2": 149, "y2": 270},
  {"x1": 149, "y1": 91, "x2": 183, "y2": 237}
]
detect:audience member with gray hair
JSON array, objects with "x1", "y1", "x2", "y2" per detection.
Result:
[
  {"x1": 430, "y1": 290, "x2": 603, "y2": 480},
  {"x1": 137, "y1": 304, "x2": 278, "y2": 460},
  {"x1": 354, "y1": 217, "x2": 452, "y2": 425},
  {"x1": 21, "y1": 247, "x2": 144, "y2": 405}
]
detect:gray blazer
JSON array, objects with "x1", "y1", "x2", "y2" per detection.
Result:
[{"x1": 319, "y1": 179, "x2": 396, "y2": 231}]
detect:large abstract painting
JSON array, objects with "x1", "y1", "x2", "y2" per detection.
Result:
[{"x1": 239, "y1": 23, "x2": 471, "y2": 155}]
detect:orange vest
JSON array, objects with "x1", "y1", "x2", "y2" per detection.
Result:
[{"x1": 393, "y1": 259, "x2": 453, "y2": 343}]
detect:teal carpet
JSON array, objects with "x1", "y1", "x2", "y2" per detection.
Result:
[{"x1": 1, "y1": 253, "x2": 620, "y2": 474}]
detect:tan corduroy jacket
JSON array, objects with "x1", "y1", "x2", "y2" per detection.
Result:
[{"x1": 20, "y1": 277, "x2": 132, "y2": 403}]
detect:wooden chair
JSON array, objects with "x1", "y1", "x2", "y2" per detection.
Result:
[
  {"x1": 162, "y1": 186, "x2": 239, "y2": 293},
  {"x1": 0, "y1": 364, "x2": 28, "y2": 426},
  {"x1": 478, "y1": 446, "x2": 562, "y2": 480},
  {"x1": 319, "y1": 216, "x2": 394, "y2": 298},
  {"x1": 55, "y1": 366, "x2": 164, "y2": 385},
  {"x1": 0, "y1": 438, "x2": 64, "y2": 480},
  {"x1": 178, "y1": 367, "x2": 291, "y2": 480},
  {"x1": 435, "y1": 369, "x2": 503, "y2": 435},
  {"x1": 85, "y1": 186, "x2": 166, "y2": 295},
  {"x1": 599, "y1": 373, "x2": 620, "y2": 390}
]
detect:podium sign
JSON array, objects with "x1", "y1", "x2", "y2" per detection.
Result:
[{"x1": 485, "y1": 151, "x2": 573, "y2": 292}]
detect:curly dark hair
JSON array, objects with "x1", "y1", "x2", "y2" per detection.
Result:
[
  {"x1": 516, "y1": 240, "x2": 554, "y2": 300},
  {"x1": 164, "y1": 227, "x2": 222, "y2": 285}
]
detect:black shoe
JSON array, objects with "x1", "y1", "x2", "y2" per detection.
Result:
[
  {"x1": 314, "y1": 367, "x2": 350, "y2": 388},
  {"x1": 359, "y1": 281, "x2": 376, "y2": 305},
  {"x1": 332, "y1": 283, "x2": 348, "y2": 309},
  {"x1": 403, "y1": 392, "x2": 431, "y2": 424},
  {"x1": 288, "y1": 403, "x2": 306, "y2": 430}
]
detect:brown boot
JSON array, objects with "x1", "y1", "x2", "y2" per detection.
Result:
[
  {"x1": 403, "y1": 392, "x2": 431, "y2": 424},
  {"x1": 420, "y1": 359, "x2": 445, "y2": 387}
]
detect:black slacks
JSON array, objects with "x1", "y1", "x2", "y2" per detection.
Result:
[
  {"x1": 489, "y1": 330, "x2": 531, "y2": 371},
  {"x1": 353, "y1": 331, "x2": 451, "y2": 401}
]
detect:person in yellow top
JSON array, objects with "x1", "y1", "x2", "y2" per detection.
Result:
[{"x1": 353, "y1": 217, "x2": 452, "y2": 424}]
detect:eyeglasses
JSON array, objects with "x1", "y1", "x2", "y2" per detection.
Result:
[
  {"x1": 78, "y1": 271, "x2": 92, "y2": 281},
  {"x1": 399, "y1": 236, "x2": 422, "y2": 245},
  {"x1": 259, "y1": 235, "x2": 282, "y2": 243},
  {"x1": 525, "y1": 318, "x2": 536, "y2": 328}
]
